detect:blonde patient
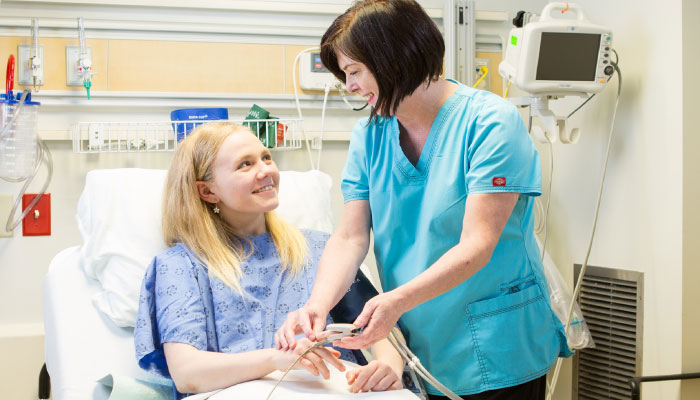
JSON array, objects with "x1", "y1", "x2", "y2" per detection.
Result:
[{"x1": 133, "y1": 122, "x2": 403, "y2": 398}]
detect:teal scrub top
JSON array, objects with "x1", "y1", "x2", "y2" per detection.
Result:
[{"x1": 341, "y1": 83, "x2": 571, "y2": 395}]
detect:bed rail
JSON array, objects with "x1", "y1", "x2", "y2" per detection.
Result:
[{"x1": 629, "y1": 372, "x2": 700, "y2": 400}]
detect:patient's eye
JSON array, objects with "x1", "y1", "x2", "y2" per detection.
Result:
[
  {"x1": 237, "y1": 160, "x2": 252, "y2": 169},
  {"x1": 262, "y1": 153, "x2": 272, "y2": 162}
]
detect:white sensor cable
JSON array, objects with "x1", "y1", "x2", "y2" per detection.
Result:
[{"x1": 265, "y1": 324, "x2": 360, "y2": 400}]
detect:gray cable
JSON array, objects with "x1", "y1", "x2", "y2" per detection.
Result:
[{"x1": 265, "y1": 339, "x2": 333, "y2": 400}]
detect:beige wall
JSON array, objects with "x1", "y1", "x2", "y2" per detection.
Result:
[
  {"x1": 0, "y1": 37, "x2": 332, "y2": 95},
  {"x1": 0, "y1": 334, "x2": 45, "y2": 400},
  {"x1": 682, "y1": 0, "x2": 700, "y2": 398}
]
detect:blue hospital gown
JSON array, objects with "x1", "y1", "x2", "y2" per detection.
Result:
[{"x1": 134, "y1": 229, "x2": 358, "y2": 397}]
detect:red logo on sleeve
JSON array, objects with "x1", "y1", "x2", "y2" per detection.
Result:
[{"x1": 492, "y1": 177, "x2": 506, "y2": 186}]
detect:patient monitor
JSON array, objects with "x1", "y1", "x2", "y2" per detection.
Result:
[{"x1": 499, "y1": 2, "x2": 614, "y2": 143}]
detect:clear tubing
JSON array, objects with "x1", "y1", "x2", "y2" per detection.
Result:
[
  {"x1": 78, "y1": 17, "x2": 86, "y2": 54},
  {"x1": 0, "y1": 91, "x2": 35, "y2": 180},
  {"x1": 32, "y1": 19, "x2": 39, "y2": 58},
  {"x1": 1, "y1": 90, "x2": 54, "y2": 233},
  {"x1": 6, "y1": 138, "x2": 53, "y2": 232}
]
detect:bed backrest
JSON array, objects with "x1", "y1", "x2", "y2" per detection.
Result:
[{"x1": 76, "y1": 168, "x2": 335, "y2": 328}]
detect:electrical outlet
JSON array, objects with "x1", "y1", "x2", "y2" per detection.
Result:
[
  {"x1": 22, "y1": 193, "x2": 51, "y2": 236},
  {"x1": 17, "y1": 44, "x2": 44, "y2": 86},
  {"x1": 299, "y1": 52, "x2": 341, "y2": 91},
  {"x1": 88, "y1": 123, "x2": 105, "y2": 150},
  {"x1": 0, "y1": 194, "x2": 13, "y2": 237},
  {"x1": 474, "y1": 57, "x2": 491, "y2": 91},
  {"x1": 66, "y1": 45, "x2": 92, "y2": 86}
]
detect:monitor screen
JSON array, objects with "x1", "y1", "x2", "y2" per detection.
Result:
[{"x1": 535, "y1": 32, "x2": 601, "y2": 81}]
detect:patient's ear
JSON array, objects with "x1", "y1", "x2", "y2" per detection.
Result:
[{"x1": 195, "y1": 181, "x2": 217, "y2": 203}]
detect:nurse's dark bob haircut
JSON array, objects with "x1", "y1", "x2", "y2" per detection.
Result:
[{"x1": 320, "y1": 0, "x2": 444, "y2": 121}]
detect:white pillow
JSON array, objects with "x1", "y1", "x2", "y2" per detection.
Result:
[
  {"x1": 77, "y1": 168, "x2": 335, "y2": 327},
  {"x1": 276, "y1": 170, "x2": 334, "y2": 234}
]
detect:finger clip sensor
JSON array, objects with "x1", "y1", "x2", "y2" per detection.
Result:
[{"x1": 325, "y1": 323, "x2": 361, "y2": 341}]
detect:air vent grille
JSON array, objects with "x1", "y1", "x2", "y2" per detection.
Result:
[{"x1": 573, "y1": 265, "x2": 644, "y2": 400}]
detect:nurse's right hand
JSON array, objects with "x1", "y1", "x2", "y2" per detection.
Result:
[{"x1": 274, "y1": 304, "x2": 328, "y2": 350}]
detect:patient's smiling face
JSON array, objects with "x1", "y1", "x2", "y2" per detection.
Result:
[{"x1": 204, "y1": 130, "x2": 280, "y2": 234}]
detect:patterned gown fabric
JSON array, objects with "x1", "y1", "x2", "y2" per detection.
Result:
[{"x1": 134, "y1": 230, "x2": 358, "y2": 398}]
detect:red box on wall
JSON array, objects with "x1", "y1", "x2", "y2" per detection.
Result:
[{"x1": 22, "y1": 193, "x2": 51, "y2": 236}]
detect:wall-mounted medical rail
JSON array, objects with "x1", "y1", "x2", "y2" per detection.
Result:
[
  {"x1": 629, "y1": 372, "x2": 700, "y2": 400},
  {"x1": 71, "y1": 118, "x2": 301, "y2": 153}
]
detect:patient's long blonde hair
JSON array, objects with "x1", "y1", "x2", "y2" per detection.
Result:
[{"x1": 162, "y1": 122, "x2": 309, "y2": 291}]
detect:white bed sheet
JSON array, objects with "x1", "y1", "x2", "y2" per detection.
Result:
[
  {"x1": 189, "y1": 361, "x2": 420, "y2": 400},
  {"x1": 43, "y1": 246, "x2": 157, "y2": 400}
]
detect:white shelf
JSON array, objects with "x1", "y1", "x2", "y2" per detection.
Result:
[{"x1": 71, "y1": 118, "x2": 302, "y2": 153}]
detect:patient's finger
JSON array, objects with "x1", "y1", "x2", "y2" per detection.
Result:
[
  {"x1": 346, "y1": 368, "x2": 359, "y2": 385},
  {"x1": 373, "y1": 374, "x2": 397, "y2": 392},
  {"x1": 351, "y1": 363, "x2": 377, "y2": 393},
  {"x1": 361, "y1": 366, "x2": 385, "y2": 392},
  {"x1": 297, "y1": 358, "x2": 320, "y2": 376},
  {"x1": 302, "y1": 349, "x2": 330, "y2": 379},
  {"x1": 311, "y1": 346, "x2": 345, "y2": 372}
]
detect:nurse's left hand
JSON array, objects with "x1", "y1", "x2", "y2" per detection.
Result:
[{"x1": 334, "y1": 291, "x2": 405, "y2": 350}]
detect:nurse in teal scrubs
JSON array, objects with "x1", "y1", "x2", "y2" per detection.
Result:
[{"x1": 275, "y1": 1, "x2": 571, "y2": 398}]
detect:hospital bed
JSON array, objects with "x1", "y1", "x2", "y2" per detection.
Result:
[{"x1": 43, "y1": 168, "x2": 418, "y2": 399}]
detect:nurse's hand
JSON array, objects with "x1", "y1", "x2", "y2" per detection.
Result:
[
  {"x1": 335, "y1": 291, "x2": 406, "y2": 350},
  {"x1": 346, "y1": 360, "x2": 402, "y2": 393},
  {"x1": 274, "y1": 304, "x2": 329, "y2": 350}
]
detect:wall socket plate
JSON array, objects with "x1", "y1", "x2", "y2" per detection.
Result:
[
  {"x1": 66, "y1": 45, "x2": 92, "y2": 86},
  {"x1": 299, "y1": 51, "x2": 341, "y2": 91},
  {"x1": 474, "y1": 57, "x2": 491, "y2": 91},
  {"x1": 17, "y1": 44, "x2": 45, "y2": 86},
  {"x1": 88, "y1": 123, "x2": 105, "y2": 150}
]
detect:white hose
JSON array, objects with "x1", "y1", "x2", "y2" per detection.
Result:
[
  {"x1": 292, "y1": 47, "x2": 320, "y2": 170},
  {"x1": 316, "y1": 83, "x2": 331, "y2": 170}
]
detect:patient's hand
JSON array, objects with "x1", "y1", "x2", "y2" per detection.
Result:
[
  {"x1": 275, "y1": 337, "x2": 346, "y2": 379},
  {"x1": 346, "y1": 360, "x2": 402, "y2": 393}
]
